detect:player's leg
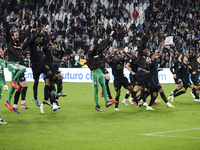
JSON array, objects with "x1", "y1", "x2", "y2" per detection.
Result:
[
  {"x1": 122, "y1": 90, "x2": 130, "y2": 106},
  {"x1": 44, "y1": 78, "x2": 51, "y2": 105},
  {"x1": 146, "y1": 91, "x2": 157, "y2": 110},
  {"x1": 33, "y1": 78, "x2": 40, "y2": 107},
  {"x1": 5, "y1": 65, "x2": 16, "y2": 110},
  {"x1": 173, "y1": 87, "x2": 187, "y2": 100},
  {"x1": 5, "y1": 86, "x2": 15, "y2": 111},
  {"x1": 91, "y1": 70, "x2": 101, "y2": 111},
  {"x1": 159, "y1": 88, "x2": 174, "y2": 108},
  {"x1": 19, "y1": 77, "x2": 28, "y2": 109},
  {"x1": 104, "y1": 74, "x2": 113, "y2": 100},
  {"x1": 126, "y1": 85, "x2": 141, "y2": 107},
  {"x1": 189, "y1": 85, "x2": 199, "y2": 101},
  {"x1": 169, "y1": 81, "x2": 182, "y2": 99},
  {"x1": 12, "y1": 65, "x2": 26, "y2": 83},
  {"x1": 98, "y1": 70, "x2": 114, "y2": 107},
  {"x1": 55, "y1": 73, "x2": 66, "y2": 103},
  {"x1": 114, "y1": 89, "x2": 121, "y2": 111},
  {"x1": 99, "y1": 76, "x2": 108, "y2": 104},
  {"x1": 32, "y1": 63, "x2": 41, "y2": 107},
  {"x1": 13, "y1": 85, "x2": 22, "y2": 114},
  {"x1": 0, "y1": 86, "x2": 7, "y2": 124},
  {"x1": 7, "y1": 61, "x2": 25, "y2": 89}
]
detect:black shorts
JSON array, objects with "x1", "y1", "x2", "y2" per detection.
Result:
[
  {"x1": 100, "y1": 67, "x2": 109, "y2": 74},
  {"x1": 18, "y1": 73, "x2": 26, "y2": 83},
  {"x1": 191, "y1": 78, "x2": 200, "y2": 86},
  {"x1": 130, "y1": 74, "x2": 137, "y2": 86},
  {"x1": 149, "y1": 78, "x2": 162, "y2": 92},
  {"x1": 182, "y1": 78, "x2": 192, "y2": 88},
  {"x1": 136, "y1": 70, "x2": 149, "y2": 86},
  {"x1": 114, "y1": 77, "x2": 131, "y2": 91},
  {"x1": 49, "y1": 64, "x2": 60, "y2": 76},
  {"x1": 31, "y1": 62, "x2": 50, "y2": 79}
]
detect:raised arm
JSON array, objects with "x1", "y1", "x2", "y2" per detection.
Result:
[
  {"x1": 39, "y1": 28, "x2": 50, "y2": 47},
  {"x1": 105, "y1": 50, "x2": 118, "y2": 64},
  {"x1": 121, "y1": 48, "x2": 131, "y2": 61},
  {"x1": 88, "y1": 39, "x2": 102, "y2": 56},
  {"x1": 6, "y1": 16, "x2": 11, "y2": 43},
  {"x1": 19, "y1": 25, "x2": 26, "y2": 38},
  {"x1": 97, "y1": 31, "x2": 114, "y2": 52},
  {"x1": 19, "y1": 20, "x2": 34, "y2": 43},
  {"x1": 22, "y1": 28, "x2": 33, "y2": 51}
]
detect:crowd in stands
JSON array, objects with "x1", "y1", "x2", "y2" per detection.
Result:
[{"x1": 0, "y1": 0, "x2": 200, "y2": 68}]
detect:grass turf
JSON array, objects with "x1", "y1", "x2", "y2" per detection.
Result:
[{"x1": 0, "y1": 82, "x2": 200, "y2": 150}]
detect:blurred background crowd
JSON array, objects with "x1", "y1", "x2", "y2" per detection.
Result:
[{"x1": 0, "y1": 0, "x2": 200, "y2": 68}]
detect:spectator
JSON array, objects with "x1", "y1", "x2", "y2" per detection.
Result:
[
  {"x1": 132, "y1": 8, "x2": 139, "y2": 23},
  {"x1": 115, "y1": 10, "x2": 121, "y2": 22},
  {"x1": 49, "y1": 2, "x2": 55, "y2": 14},
  {"x1": 96, "y1": 0, "x2": 102, "y2": 9},
  {"x1": 123, "y1": 9, "x2": 130, "y2": 23},
  {"x1": 123, "y1": 34, "x2": 129, "y2": 48}
]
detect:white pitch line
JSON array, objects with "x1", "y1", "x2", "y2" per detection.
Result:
[
  {"x1": 144, "y1": 134, "x2": 200, "y2": 139},
  {"x1": 143, "y1": 128, "x2": 200, "y2": 136}
]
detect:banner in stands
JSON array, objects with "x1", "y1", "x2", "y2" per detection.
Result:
[
  {"x1": 165, "y1": 36, "x2": 174, "y2": 45},
  {"x1": 4, "y1": 68, "x2": 175, "y2": 84}
]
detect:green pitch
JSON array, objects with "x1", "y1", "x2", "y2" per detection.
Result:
[{"x1": 0, "y1": 82, "x2": 200, "y2": 150}]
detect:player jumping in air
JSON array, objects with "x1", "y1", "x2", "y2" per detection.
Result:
[
  {"x1": 87, "y1": 33, "x2": 117, "y2": 111},
  {"x1": 106, "y1": 49, "x2": 142, "y2": 111},
  {"x1": 5, "y1": 16, "x2": 33, "y2": 112},
  {"x1": 29, "y1": 27, "x2": 60, "y2": 109}
]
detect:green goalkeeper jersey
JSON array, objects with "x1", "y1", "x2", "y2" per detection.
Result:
[{"x1": 0, "y1": 59, "x2": 6, "y2": 85}]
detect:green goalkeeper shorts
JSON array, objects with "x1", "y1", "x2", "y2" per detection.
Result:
[{"x1": 91, "y1": 68, "x2": 105, "y2": 87}]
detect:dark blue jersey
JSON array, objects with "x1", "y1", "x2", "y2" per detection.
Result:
[
  {"x1": 109, "y1": 58, "x2": 125, "y2": 79},
  {"x1": 134, "y1": 55, "x2": 146, "y2": 69},
  {"x1": 149, "y1": 58, "x2": 166, "y2": 78},
  {"x1": 176, "y1": 62, "x2": 191, "y2": 80},
  {"x1": 128, "y1": 56, "x2": 138, "y2": 73}
]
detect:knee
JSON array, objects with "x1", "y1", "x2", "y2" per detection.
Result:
[
  {"x1": 117, "y1": 91, "x2": 121, "y2": 96},
  {"x1": 20, "y1": 66, "x2": 26, "y2": 72}
]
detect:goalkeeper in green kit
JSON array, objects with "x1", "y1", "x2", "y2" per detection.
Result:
[
  {"x1": 4, "y1": 16, "x2": 33, "y2": 112},
  {"x1": 87, "y1": 31, "x2": 117, "y2": 111},
  {"x1": 0, "y1": 48, "x2": 8, "y2": 124}
]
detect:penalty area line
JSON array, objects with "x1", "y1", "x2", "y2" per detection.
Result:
[
  {"x1": 142, "y1": 128, "x2": 200, "y2": 136},
  {"x1": 142, "y1": 134, "x2": 200, "y2": 139}
]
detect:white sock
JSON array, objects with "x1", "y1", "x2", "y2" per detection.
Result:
[
  {"x1": 166, "y1": 102, "x2": 170, "y2": 105},
  {"x1": 21, "y1": 100, "x2": 25, "y2": 104},
  {"x1": 123, "y1": 98, "x2": 127, "y2": 101},
  {"x1": 13, "y1": 104, "x2": 17, "y2": 108}
]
